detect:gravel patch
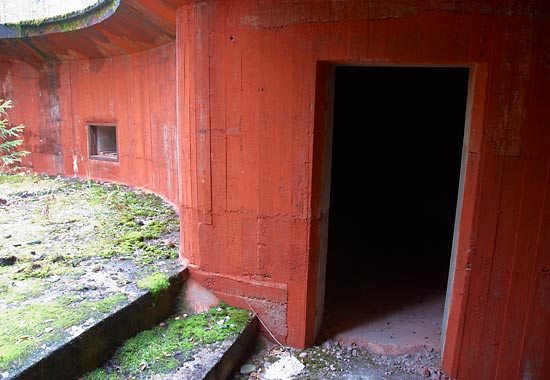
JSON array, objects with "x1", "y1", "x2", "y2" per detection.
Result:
[{"x1": 231, "y1": 337, "x2": 447, "y2": 380}]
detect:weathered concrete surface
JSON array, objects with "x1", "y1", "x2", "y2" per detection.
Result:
[
  {"x1": 11, "y1": 268, "x2": 187, "y2": 380},
  {"x1": 177, "y1": 6, "x2": 550, "y2": 376},
  {"x1": 0, "y1": 0, "x2": 105, "y2": 24},
  {"x1": 156, "y1": 317, "x2": 258, "y2": 380},
  {"x1": 0, "y1": 0, "x2": 184, "y2": 61},
  {"x1": 0, "y1": 42, "x2": 179, "y2": 198},
  {"x1": 202, "y1": 317, "x2": 258, "y2": 380},
  {"x1": 181, "y1": 277, "x2": 221, "y2": 314},
  {"x1": 0, "y1": 0, "x2": 102, "y2": 23},
  {"x1": 1, "y1": 2, "x2": 549, "y2": 380}
]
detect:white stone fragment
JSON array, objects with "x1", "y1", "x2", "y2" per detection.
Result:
[{"x1": 263, "y1": 355, "x2": 305, "y2": 380}]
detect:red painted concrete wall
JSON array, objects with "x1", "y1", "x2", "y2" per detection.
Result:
[
  {"x1": 176, "y1": 1, "x2": 549, "y2": 379},
  {"x1": 1, "y1": 1, "x2": 549, "y2": 379},
  {"x1": 0, "y1": 42, "x2": 179, "y2": 202}
]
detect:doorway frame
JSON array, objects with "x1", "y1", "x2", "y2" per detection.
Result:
[{"x1": 306, "y1": 61, "x2": 488, "y2": 375}]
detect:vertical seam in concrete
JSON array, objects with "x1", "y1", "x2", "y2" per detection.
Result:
[
  {"x1": 125, "y1": 58, "x2": 133, "y2": 180},
  {"x1": 513, "y1": 22, "x2": 548, "y2": 376},
  {"x1": 193, "y1": 4, "x2": 199, "y2": 215},
  {"x1": 452, "y1": 62, "x2": 491, "y2": 377},
  {"x1": 442, "y1": 64, "x2": 475, "y2": 354},
  {"x1": 175, "y1": 9, "x2": 183, "y2": 208},
  {"x1": 255, "y1": 21, "x2": 261, "y2": 275},
  {"x1": 207, "y1": 4, "x2": 214, "y2": 222},
  {"x1": 514, "y1": 159, "x2": 550, "y2": 379},
  {"x1": 471, "y1": 154, "x2": 504, "y2": 378},
  {"x1": 467, "y1": 144, "x2": 501, "y2": 378},
  {"x1": 365, "y1": 2, "x2": 370, "y2": 60},
  {"x1": 146, "y1": 50, "x2": 153, "y2": 189},
  {"x1": 68, "y1": 61, "x2": 77, "y2": 162},
  {"x1": 493, "y1": 16, "x2": 542, "y2": 377},
  {"x1": 239, "y1": 42, "x2": 244, "y2": 272},
  {"x1": 183, "y1": 6, "x2": 192, "y2": 208},
  {"x1": 224, "y1": 22, "x2": 229, "y2": 216},
  {"x1": 493, "y1": 158, "x2": 528, "y2": 378},
  {"x1": 449, "y1": 21, "x2": 498, "y2": 376},
  {"x1": 174, "y1": 8, "x2": 186, "y2": 262}
]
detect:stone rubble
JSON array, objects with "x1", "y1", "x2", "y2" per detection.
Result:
[{"x1": 231, "y1": 337, "x2": 446, "y2": 380}]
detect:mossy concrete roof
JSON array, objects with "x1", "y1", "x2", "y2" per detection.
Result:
[
  {"x1": 0, "y1": 0, "x2": 185, "y2": 63},
  {"x1": 0, "y1": 0, "x2": 103, "y2": 24}
]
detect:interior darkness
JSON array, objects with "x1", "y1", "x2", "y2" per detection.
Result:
[{"x1": 324, "y1": 66, "x2": 469, "y2": 333}]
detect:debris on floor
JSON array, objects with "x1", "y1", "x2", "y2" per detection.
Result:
[
  {"x1": 263, "y1": 355, "x2": 304, "y2": 380},
  {"x1": 231, "y1": 337, "x2": 445, "y2": 380}
]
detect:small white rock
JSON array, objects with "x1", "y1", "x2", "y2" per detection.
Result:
[
  {"x1": 240, "y1": 364, "x2": 256, "y2": 374},
  {"x1": 263, "y1": 356, "x2": 305, "y2": 380}
]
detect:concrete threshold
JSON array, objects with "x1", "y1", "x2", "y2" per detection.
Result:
[{"x1": 10, "y1": 268, "x2": 187, "y2": 380}]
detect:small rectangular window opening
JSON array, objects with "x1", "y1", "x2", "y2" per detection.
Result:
[{"x1": 88, "y1": 123, "x2": 118, "y2": 162}]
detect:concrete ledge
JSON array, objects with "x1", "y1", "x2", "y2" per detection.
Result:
[
  {"x1": 157, "y1": 316, "x2": 259, "y2": 380},
  {"x1": 0, "y1": 0, "x2": 119, "y2": 39},
  {"x1": 204, "y1": 316, "x2": 258, "y2": 380},
  {"x1": 189, "y1": 267, "x2": 288, "y2": 341},
  {"x1": 12, "y1": 268, "x2": 187, "y2": 380}
]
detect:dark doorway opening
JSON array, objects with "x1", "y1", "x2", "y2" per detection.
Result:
[{"x1": 322, "y1": 66, "x2": 469, "y2": 354}]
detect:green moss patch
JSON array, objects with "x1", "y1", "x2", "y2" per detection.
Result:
[
  {"x1": 137, "y1": 273, "x2": 170, "y2": 300},
  {"x1": 0, "y1": 173, "x2": 181, "y2": 375},
  {"x1": 0, "y1": 294, "x2": 127, "y2": 373},
  {"x1": 1, "y1": 0, "x2": 119, "y2": 38},
  {"x1": 83, "y1": 303, "x2": 251, "y2": 380},
  {"x1": 0, "y1": 173, "x2": 179, "y2": 279}
]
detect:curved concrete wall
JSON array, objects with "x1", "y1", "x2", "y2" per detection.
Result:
[
  {"x1": 177, "y1": 2, "x2": 549, "y2": 380},
  {"x1": 0, "y1": 42, "x2": 178, "y2": 203},
  {"x1": 1, "y1": 1, "x2": 549, "y2": 379}
]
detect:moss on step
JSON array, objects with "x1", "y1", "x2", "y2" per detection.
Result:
[
  {"x1": 83, "y1": 303, "x2": 251, "y2": 380},
  {"x1": 0, "y1": 173, "x2": 181, "y2": 375},
  {"x1": 137, "y1": 272, "x2": 170, "y2": 301},
  {"x1": 0, "y1": 293, "x2": 127, "y2": 373}
]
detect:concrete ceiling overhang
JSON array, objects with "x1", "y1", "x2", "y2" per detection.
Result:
[{"x1": 0, "y1": 0, "x2": 185, "y2": 63}]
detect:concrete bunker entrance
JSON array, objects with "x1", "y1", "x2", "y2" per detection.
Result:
[{"x1": 321, "y1": 66, "x2": 470, "y2": 355}]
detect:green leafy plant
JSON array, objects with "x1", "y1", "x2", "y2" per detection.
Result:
[{"x1": 0, "y1": 99, "x2": 29, "y2": 172}]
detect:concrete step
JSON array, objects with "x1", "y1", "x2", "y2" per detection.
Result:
[
  {"x1": 10, "y1": 268, "x2": 187, "y2": 380},
  {"x1": 8, "y1": 266, "x2": 259, "y2": 380},
  {"x1": 156, "y1": 317, "x2": 258, "y2": 380}
]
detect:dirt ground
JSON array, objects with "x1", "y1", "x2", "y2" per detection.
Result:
[{"x1": 231, "y1": 336, "x2": 445, "y2": 380}]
